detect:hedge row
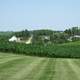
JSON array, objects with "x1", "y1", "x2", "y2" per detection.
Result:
[{"x1": 0, "y1": 41, "x2": 80, "y2": 58}]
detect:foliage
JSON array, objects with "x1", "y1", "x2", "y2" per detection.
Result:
[
  {"x1": 64, "y1": 27, "x2": 80, "y2": 36},
  {"x1": 72, "y1": 37, "x2": 80, "y2": 41},
  {"x1": 0, "y1": 32, "x2": 14, "y2": 41},
  {"x1": 15, "y1": 29, "x2": 30, "y2": 40},
  {"x1": 51, "y1": 32, "x2": 69, "y2": 43},
  {"x1": 0, "y1": 41, "x2": 80, "y2": 58},
  {"x1": 32, "y1": 29, "x2": 68, "y2": 44}
]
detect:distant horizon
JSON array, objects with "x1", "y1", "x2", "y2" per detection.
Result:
[
  {"x1": 0, "y1": 25, "x2": 79, "y2": 32},
  {"x1": 0, "y1": 0, "x2": 80, "y2": 31}
]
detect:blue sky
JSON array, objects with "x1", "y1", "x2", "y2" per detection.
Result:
[{"x1": 0, "y1": 0, "x2": 80, "y2": 31}]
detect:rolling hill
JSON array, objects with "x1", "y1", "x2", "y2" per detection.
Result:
[{"x1": 0, "y1": 52, "x2": 80, "y2": 80}]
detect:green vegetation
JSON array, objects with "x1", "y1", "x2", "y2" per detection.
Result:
[
  {"x1": 0, "y1": 27, "x2": 80, "y2": 58},
  {"x1": 0, "y1": 52, "x2": 80, "y2": 80},
  {"x1": 0, "y1": 41, "x2": 80, "y2": 58},
  {"x1": 0, "y1": 31, "x2": 14, "y2": 42},
  {"x1": 0, "y1": 27, "x2": 80, "y2": 80},
  {"x1": 15, "y1": 29, "x2": 30, "y2": 40},
  {"x1": 1, "y1": 27, "x2": 80, "y2": 44},
  {"x1": 0, "y1": 32, "x2": 13, "y2": 36},
  {"x1": 64, "y1": 27, "x2": 80, "y2": 36},
  {"x1": 32, "y1": 29, "x2": 68, "y2": 44}
]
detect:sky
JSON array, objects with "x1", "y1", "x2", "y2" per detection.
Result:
[{"x1": 0, "y1": 0, "x2": 80, "y2": 31}]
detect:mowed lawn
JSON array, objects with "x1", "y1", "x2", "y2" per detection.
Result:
[{"x1": 0, "y1": 53, "x2": 80, "y2": 80}]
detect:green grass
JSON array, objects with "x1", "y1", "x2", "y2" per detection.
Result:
[{"x1": 0, "y1": 52, "x2": 80, "y2": 80}]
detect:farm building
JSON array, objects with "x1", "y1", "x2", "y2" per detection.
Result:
[
  {"x1": 41, "y1": 35, "x2": 50, "y2": 41},
  {"x1": 26, "y1": 35, "x2": 33, "y2": 44},
  {"x1": 9, "y1": 36, "x2": 20, "y2": 42},
  {"x1": 68, "y1": 35, "x2": 80, "y2": 41}
]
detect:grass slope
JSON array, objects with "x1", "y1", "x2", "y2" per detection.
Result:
[{"x1": 0, "y1": 52, "x2": 80, "y2": 80}]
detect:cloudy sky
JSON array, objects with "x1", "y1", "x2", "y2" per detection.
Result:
[{"x1": 0, "y1": 0, "x2": 80, "y2": 31}]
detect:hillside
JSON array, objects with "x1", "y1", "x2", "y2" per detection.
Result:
[
  {"x1": 0, "y1": 52, "x2": 80, "y2": 80},
  {"x1": 0, "y1": 28, "x2": 80, "y2": 58},
  {"x1": 0, "y1": 32, "x2": 14, "y2": 36}
]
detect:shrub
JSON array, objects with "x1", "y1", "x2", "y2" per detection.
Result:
[{"x1": 0, "y1": 41, "x2": 80, "y2": 58}]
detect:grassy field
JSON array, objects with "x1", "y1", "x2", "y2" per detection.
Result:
[{"x1": 0, "y1": 52, "x2": 80, "y2": 80}]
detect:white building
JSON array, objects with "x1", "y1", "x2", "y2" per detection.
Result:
[
  {"x1": 9, "y1": 36, "x2": 20, "y2": 42},
  {"x1": 68, "y1": 35, "x2": 80, "y2": 41},
  {"x1": 41, "y1": 35, "x2": 50, "y2": 41},
  {"x1": 73, "y1": 35, "x2": 80, "y2": 38},
  {"x1": 26, "y1": 35, "x2": 33, "y2": 44}
]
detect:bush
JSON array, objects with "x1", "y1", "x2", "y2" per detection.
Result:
[{"x1": 0, "y1": 41, "x2": 80, "y2": 58}]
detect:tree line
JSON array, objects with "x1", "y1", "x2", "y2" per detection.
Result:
[{"x1": 0, "y1": 27, "x2": 80, "y2": 44}]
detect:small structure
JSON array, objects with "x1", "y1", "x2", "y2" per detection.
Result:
[
  {"x1": 42, "y1": 35, "x2": 50, "y2": 41},
  {"x1": 26, "y1": 35, "x2": 33, "y2": 44},
  {"x1": 9, "y1": 36, "x2": 20, "y2": 42},
  {"x1": 67, "y1": 37, "x2": 72, "y2": 41},
  {"x1": 73, "y1": 35, "x2": 80, "y2": 38},
  {"x1": 68, "y1": 35, "x2": 80, "y2": 41},
  {"x1": 41, "y1": 35, "x2": 51, "y2": 44}
]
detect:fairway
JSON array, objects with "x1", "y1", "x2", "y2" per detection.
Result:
[{"x1": 0, "y1": 53, "x2": 80, "y2": 80}]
